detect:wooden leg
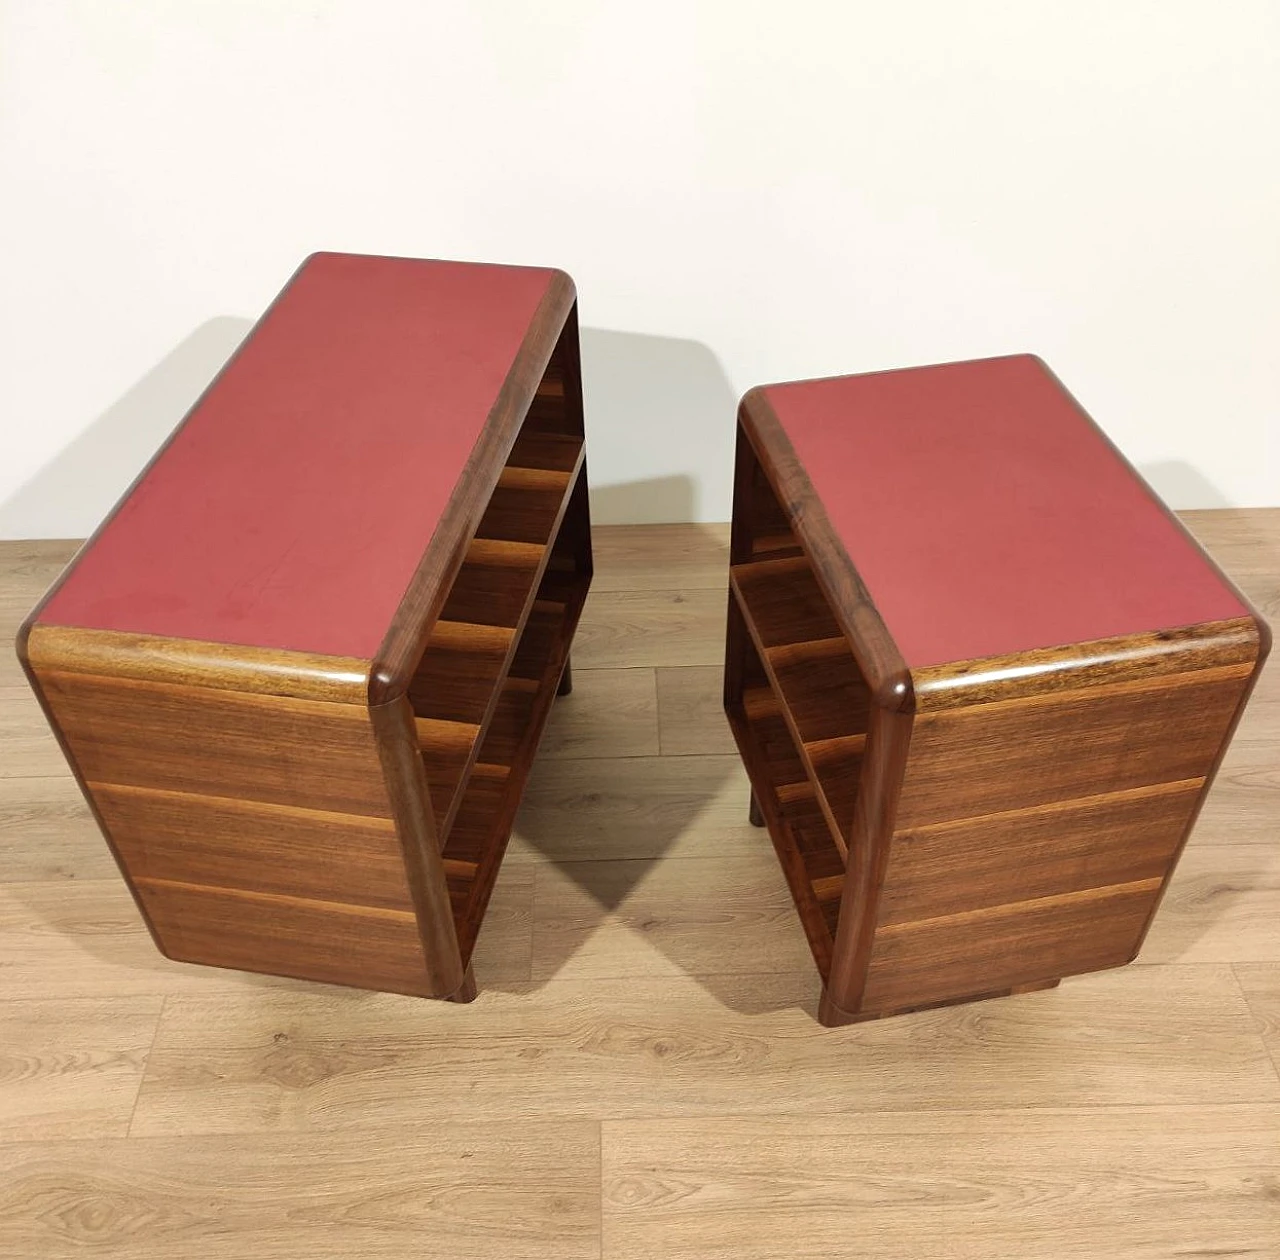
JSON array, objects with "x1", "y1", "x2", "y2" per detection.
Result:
[
  {"x1": 748, "y1": 791, "x2": 764, "y2": 827},
  {"x1": 556, "y1": 656, "x2": 573, "y2": 697},
  {"x1": 447, "y1": 965, "x2": 477, "y2": 1004}
]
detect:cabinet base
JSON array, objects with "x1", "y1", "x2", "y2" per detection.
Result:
[{"x1": 818, "y1": 976, "x2": 1061, "y2": 1027}]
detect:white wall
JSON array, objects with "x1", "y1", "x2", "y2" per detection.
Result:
[{"x1": 2, "y1": 0, "x2": 1277, "y2": 538}]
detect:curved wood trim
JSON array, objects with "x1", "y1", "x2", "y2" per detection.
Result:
[
  {"x1": 368, "y1": 694, "x2": 468, "y2": 998},
  {"x1": 22, "y1": 624, "x2": 371, "y2": 704},
  {"x1": 369, "y1": 273, "x2": 578, "y2": 705},
  {"x1": 819, "y1": 699, "x2": 914, "y2": 1024},
  {"x1": 737, "y1": 387, "x2": 912, "y2": 712},
  {"x1": 912, "y1": 616, "x2": 1262, "y2": 710}
]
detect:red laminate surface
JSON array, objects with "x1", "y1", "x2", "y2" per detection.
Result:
[
  {"x1": 763, "y1": 355, "x2": 1247, "y2": 668},
  {"x1": 40, "y1": 253, "x2": 560, "y2": 658}
]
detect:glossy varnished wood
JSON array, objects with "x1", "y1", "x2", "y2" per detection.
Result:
[
  {"x1": 727, "y1": 368, "x2": 1270, "y2": 1025},
  {"x1": 17, "y1": 255, "x2": 592, "y2": 1003}
]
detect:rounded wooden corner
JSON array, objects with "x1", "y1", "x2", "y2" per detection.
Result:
[
  {"x1": 1249, "y1": 609, "x2": 1272, "y2": 667},
  {"x1": 737, "y1": 385, "x2": 771, "y2": 428},
  {"x1": 13, "y1": 610, "x2": 38, "y2": 676},
  {"x1": 547, "y1": 267, "x2": 577, "y2": 306},
  {"x1": 871, "y1": 666, "x2": 916, "y2": 715},
  {"x1": 367, "y1": 664, "x2": 408, "y2": 708}
]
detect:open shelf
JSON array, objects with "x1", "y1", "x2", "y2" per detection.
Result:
[
  {"x1": 725, "y1": 618, "x2": 846, "y2": 978},
  {"x1": 731, "y1": 554, "x2": 869, "y2": 852},
  {"x1": 440, "y1": 556, "x2": 587, "y2": 965},
  {"x1": 408, "y1": 364, "x2": 590, "y2": 967}
]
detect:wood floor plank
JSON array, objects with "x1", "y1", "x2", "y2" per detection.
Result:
[
  {"x1": 1139, "y1": 842, "x2": 1280, "y2": 963},
  {"x1": 531, "y1": 853, "x2": 812, "y2": 981},
  {"x1": 0, "y1": 1122, "x2": 600, "y2": 1259},
  {"x1": 1195, "y1": 738, "x2": 1280, "y2": 845},
  {"x1": 571, "y1": 590, "x2": 725, "y2": 668},
  {"x1": 0, "y1": 996, "x2": 162, "y2": 1143},
  {"x1": 0, "y1": 776, "x2": 116, "y2": 882},
  {"x1": 0, "y1": 688, "x2": 69, "y2": 778},
  {"x1": 468, "y1": 861, "x2": 534, "y2": 987},
  {"x1": 128, "y1": 965, "x2": 1278, "y2": 1137},
  {"x1": 1234, "y1": 962, "x2": 1280, "y2": 1081},
  {"x1": 601, "y1": 1105, "x2": 1280, "y2": 1260},
  {"x1": 539, "y1": 667, "x2": 659, "y2": 760},
  {"x1": 655, "y1": 665, "x2": 736, "y2": 756},
  {"x1": 511, "y1": 753, "x2": 760, "y2": 863},
  {"x1": 589, "y1": 522, "x2": 729, "y2": 592}
]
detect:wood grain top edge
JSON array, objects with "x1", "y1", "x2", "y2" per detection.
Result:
[
  {"x1": 20, "y1": 623, "x2": 371, "y2": 704},
  {"x1": 737, "y1": 388, "x2": 911, "y2": 710},
  {"x1": 912, "y1": 660, "x2": 1255, "y2": 724},
  {"x1": 911, "y1": 616, "x2": 1265, "y2": 710},
  {"x1": 370, "y1": 276, "x2": 579, "y2": 706},
  {"x1": 21, "y1": 624, "x2": 371, "y2": 701}
]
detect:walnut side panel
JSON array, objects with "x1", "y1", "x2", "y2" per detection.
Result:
[
  {"x1": 876, "y1": 780, "x2": 1203, "y2": 927},
  {"x1": 36, "y1": 669, "x2": 391, "y2": 818},
  {"x1": 133, "y1": 878, "x2": 437, "y2": 998},
  {"x1": 93, "y1": 784, "x2": 414, "y2": 912},
  {"x1": 860, "y1": 880, "x2": 1161, "y2": 1011},
  {"x1": 23, "y1": 631, "x2": 445, "y2": 997},
  {"x1": 894, "y1": 664, "x2": 1252, "y2": 830}
]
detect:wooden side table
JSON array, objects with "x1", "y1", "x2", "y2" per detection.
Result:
[
  {"x1": 724, "y1": 355, "x2": 1269, "y2": 1025},
  {"x1": 19, "y1": 252, "x2": 591, "y2": 1002}
]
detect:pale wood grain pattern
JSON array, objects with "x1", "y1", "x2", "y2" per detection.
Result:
[
  {"x1": 0, "y1": 881, "x2": 307, "y2": 998},
  {"x1": 572, "y1": 590, "x2": 725, "y2": 668},
  {"x1": 1138, "y1": 842, "x2": 1280, "y2": 963},
  {"x1": 511, "y1": 753, "x2": 758, "y2": 863},
  {"x1": 0, "y1": 776, "x2": 115, "y2": 881},
  {"x1": 602, "y1": 1106, "x2": 1280, "y2": 1260},
  {"x1": 1, "y1": 511, "x2": 1277, "y2": 1257},
  {"x1": 539, "y1": 667, "x2": 659, "y2": 759},
  {"x1": 1235, "y1": 962, "x2": 1280, "y2": 1078},
  {"x1": 589, "y1": 523, "x2": 730, "y2": 592},
  {"x1": 0, "y1": 997, "x2": 162, "y2": 1142},
  {"x1": 0, "y1": 687, "x2": 68, "y2": 777},
  {"x1": 531, "y1": 851, "x2": 812, "y2": 980},
  {"x1": 127, "y1": 966, "x2": 1277, "y2": 1137},
  {"x1": 655, "y1": 665, "x2": 737, "y2": 755},
  {"x1": 0, "y1": 1123, "x2": 600, "y2": 1259}
]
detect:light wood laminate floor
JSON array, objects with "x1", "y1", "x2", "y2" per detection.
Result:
[{"x1": 1, "y1": 513, "x2": 1278, "y2": 1258}]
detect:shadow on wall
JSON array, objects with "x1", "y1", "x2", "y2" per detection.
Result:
[
  {"x1": 580, "y1": 327, "x2": 738, "y2": 526},
  {"x1": 0, "y1": 317, "x2": 254, "y2": 540},
  {"x1": 1138, "y1": 461, "x2": 1234, "y2": 510},
  {"x1": 2, "y1": 319, "x2": 736, "y2": 537}
]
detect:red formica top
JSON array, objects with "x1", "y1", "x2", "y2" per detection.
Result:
[
  {"x1": 762, "y1": 355, "x2": 1247, "y2": 669},
  {"x1": 40, "y1": 253, "x2": 561, "y2": 659}
]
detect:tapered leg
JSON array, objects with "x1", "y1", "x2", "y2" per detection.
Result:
[
  {"x1": 557, "y1": 656, "x2": 573, "y2": 696},
  {"x1": 748, "y1": 791, "x2": 764, "y2": 827}
]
